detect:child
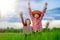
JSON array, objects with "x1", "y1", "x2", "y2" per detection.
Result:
[
  {"x1": 20, "y1": 11, "x2": 32, "y2": 39},
  {"x1": 28, "y1": 2, "x2": 48, "y2": 32}
]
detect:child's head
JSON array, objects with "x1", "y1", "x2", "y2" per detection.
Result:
[
  {"x1": 25, "y1": 19, "x2": 31, "y2": 26},
  {"x1": 32, "y1": 10, "x2": 42, "y2": 18}
]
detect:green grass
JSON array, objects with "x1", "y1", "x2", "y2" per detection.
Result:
[{"x1": 0, "y1": 28, "x2": 60, "y2": 40}]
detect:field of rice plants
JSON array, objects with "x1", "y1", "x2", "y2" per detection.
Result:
[{"x1": 0, "y1": 28, "x2": 60, "y2": 40}]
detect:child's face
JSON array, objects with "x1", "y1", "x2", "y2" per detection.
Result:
[
  {"x1": 34, "y1": 14, "x2": 40, "y2": 18},
  {"x1": 26, "y1": 20, "x2": 30, "y2": 26}
]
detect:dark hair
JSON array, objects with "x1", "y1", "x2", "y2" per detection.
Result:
[{"x1": 25, "y1": 19, "x2": 31, "y2": 25}]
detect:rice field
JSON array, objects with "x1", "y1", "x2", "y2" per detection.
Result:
[{"x1": 0, "y1": 28, "x2": 60, "y2": 40}]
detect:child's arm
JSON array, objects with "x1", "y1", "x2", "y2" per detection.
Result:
[
  {"x1": 28, "y1": 2, "x2": 33, "y2": 18},
  {"x1": 20, "y1": 11, "x2": 25, "y2": 26},
  {"x1": 42, "y1": 2, "x2": 48, "y2": 13},
  {"x1": 40, "y1": 2, "x2": 48, "y2": 19}
]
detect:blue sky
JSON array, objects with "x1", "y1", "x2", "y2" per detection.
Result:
[
  {"x1": 19, "y1": 0, "x2": 60, "y2": 10},
  {"x1": 18, "y1": 0, "x2": 60, "y2": 20},
  {"x1": 0, "y1": 0, "x2": 60, "y2": 22}
]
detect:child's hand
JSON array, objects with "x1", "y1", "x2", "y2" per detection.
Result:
[
  {"x1": 45, "y1": 2, "x2": 48, "y2": 6},
  {"x1": 20, "y1": 11, "x2": 23, "y2": 16},
  {"x1": 45, "y1": 2, "x2": 48, "y2": 7},
  {"x1": 28, "y1": 2, "x2": 30, "y2": 8}
]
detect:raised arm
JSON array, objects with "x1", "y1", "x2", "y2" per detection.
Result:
[
  {"x1": 40, "y1": 2, "x2": 48, "y2": 19},
  {"x1": 42, "y1": 2, "x2": 47, "y2": 13},
  {"x1": 20, "y1": 11, "x2": 25, "y2": 26},
  {"x1": 28, "y1": 2, "x2": 33, "y2": 18}
]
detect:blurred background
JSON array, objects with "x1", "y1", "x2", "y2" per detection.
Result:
[{"x1": 0, "y1": 0, "x2": 60, "y2": 29}]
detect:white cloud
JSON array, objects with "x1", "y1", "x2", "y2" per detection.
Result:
[
  {"x1": 0, "y1": 0, "x2": 16, "y2": 17},
  {"x1": 0, "y1": 0, "x2": 60, "y2": 22},
  {"x1": 49, "y1": 20, "x2": 60, "y2": 28},
  {"x1": 0, "y1": 0, "x2": 20, "y2": 22},
  {"x1": 0, "y1": 22, "x2": 23, "y2": 29},
  {"x1": 0, "y1": 20, "x2": 60, "y2": 29},
  {"x1": 0, "y1": 0, "x2": 45, "y2": 22}
]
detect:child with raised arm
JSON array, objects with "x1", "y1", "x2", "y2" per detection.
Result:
[
  {"x1": 20, "y1": 11, "x2": 32, "y2": 40},
  {"x1": 28, "y1": 2, "x2": 48, "y2": 32}
]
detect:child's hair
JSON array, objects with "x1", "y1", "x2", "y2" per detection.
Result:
[
  {"x1": 25, "y1": 19, "x2": 31, "y2": 25},
  {"x1": 32, "y1": 10, "x2": 42, "y2": 17}
]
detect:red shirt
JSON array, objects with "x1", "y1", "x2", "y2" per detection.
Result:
[{"x1": 20, "y1": 14, "x2": 27, "y2": 26}]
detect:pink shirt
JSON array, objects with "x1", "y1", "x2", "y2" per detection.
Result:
[{"x1": 28, "y1": 7, "x2": 47, "y2": 32}]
